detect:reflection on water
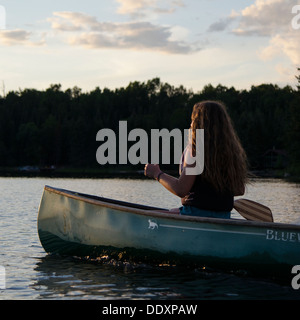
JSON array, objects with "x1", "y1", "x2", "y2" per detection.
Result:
[
  {"x1": 33, "y1": 255, "x2": 183, "y2": 300},
  {"x1": 32, "y1": 255, "x2": 300, "y2": 300},
  {"x1": 242, "y1": 179, "x2": 300, "y2": 224},
  {"x1": 0, "y1": 177, "x2": 300, "y2": 299}
]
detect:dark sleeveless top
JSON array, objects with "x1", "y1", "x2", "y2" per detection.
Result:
[{"x1": 181, "y1": 175, "x2": 234, "y2": 212}]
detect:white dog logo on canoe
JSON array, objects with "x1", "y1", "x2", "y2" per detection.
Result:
[{"x1": 148, "y1": 219, "x2": 158, "y2": 230}]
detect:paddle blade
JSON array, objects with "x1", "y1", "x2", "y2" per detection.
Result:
[{"x1": 233, "y1": 199, "x2": 273, "y2": 222}]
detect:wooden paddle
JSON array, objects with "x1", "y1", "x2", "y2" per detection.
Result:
[{"x1": 233, "y1": 199, "x2": 273, "y2": 222}]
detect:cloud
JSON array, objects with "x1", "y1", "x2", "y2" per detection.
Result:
[
  {"x1": 0, "y1": 29, "x2": 45, "y2": 46},
  {"x1": 231, "y1": 0, "x2": 297, "y2": 37},
  {"x1": 208, "y1": 0, "x2": 297, "y2": 36},
  {"x1": 48, "y1": 11, "x2": 199, "y2": 54},
  {"x1": 260, "y1": 32, "x2": 300, "y2": 65},
  {"x1": 48, "y1": 11, "x2": 100, "y2": 32},
  {"x1": 115, "y1": 0, "x2": 185, "y2": 19},
  {"x1": 207, "y1": 16, "x2": 235, "y2": 32},
  {"x1": 208, "y1": 0, "x2": 300, "y2": 66}
]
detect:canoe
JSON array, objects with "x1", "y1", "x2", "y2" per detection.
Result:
[{"x1": 38, "y1": 186, "x2": 300, "y2": 278}]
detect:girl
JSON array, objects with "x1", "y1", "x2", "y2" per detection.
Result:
[{"x1": 144, "y1": 101, "x2": 248, "y2": 219}]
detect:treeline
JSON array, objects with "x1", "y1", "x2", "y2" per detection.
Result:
[{"x1": 0, "y1": 75, "x2": 299, "y2": 175}]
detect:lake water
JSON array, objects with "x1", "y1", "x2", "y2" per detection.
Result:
[{"x1": 1, "y1": 177, "x2": 300, "y2": 300}]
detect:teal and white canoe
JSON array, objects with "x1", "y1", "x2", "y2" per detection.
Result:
[{"x1": 38, "y1": 186, "x2": 300, "y2": 278}]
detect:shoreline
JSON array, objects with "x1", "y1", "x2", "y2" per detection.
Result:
[
  {"x1": 0, "y1": 166, "x2": 146, "y2": 179},
  {"x1": 0, "y1": 166, "x2": 299, "y2": 182}
]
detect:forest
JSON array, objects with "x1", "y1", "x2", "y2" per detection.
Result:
[{"x1": 0, "y1": 69, "x2": 299, "y2": 178}]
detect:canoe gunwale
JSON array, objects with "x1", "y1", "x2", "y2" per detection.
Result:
[{"x1": 43, "y1": 185, "x2": 300, "y2": 231}]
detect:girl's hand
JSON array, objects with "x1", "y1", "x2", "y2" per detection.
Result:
[{"x1": 144, "y1": 164, "x2": 161, "y2": 180}]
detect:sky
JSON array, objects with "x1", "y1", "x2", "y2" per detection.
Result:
[{"x1": 0, "y1": 0, "x2": 299, "y2": 94}]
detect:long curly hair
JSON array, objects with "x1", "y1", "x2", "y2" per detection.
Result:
[{"x1": 190, "y1": 101, "x2": 248, "y2": 194}]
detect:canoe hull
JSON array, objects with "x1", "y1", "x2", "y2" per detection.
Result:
[{"x1": 38, "y1": 186, "x2": 300, "y2": 277}]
